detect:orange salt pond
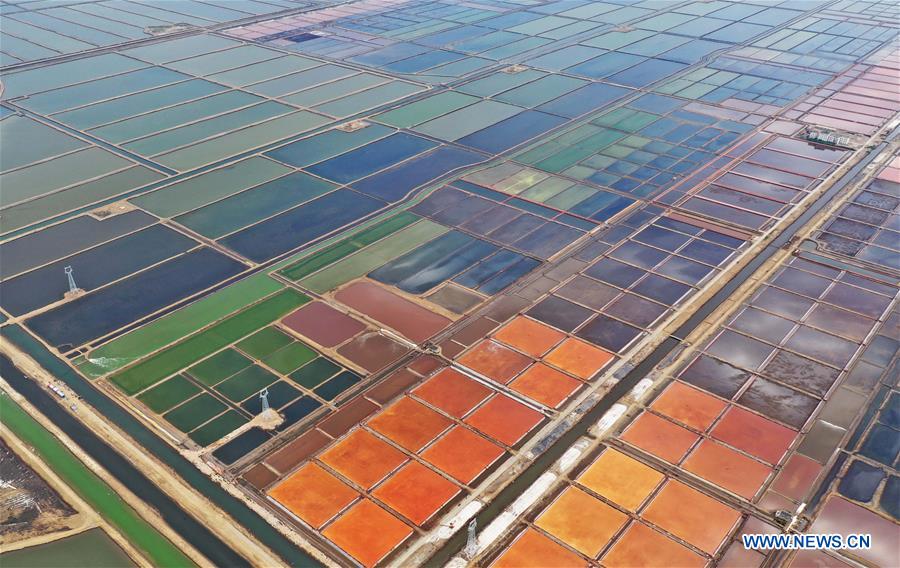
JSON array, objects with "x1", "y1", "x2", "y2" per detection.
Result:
[
  {"x1": 465, "y1": 394, "x2": 543, "y2": 446},
  {"x1": 508, "y1": 363, "x2": 581, "y2": 408},
  {"x1": 318, "y1": 429, "x2": 407, "y2": 489},
  {"x1": 493, "y1": 316, "x2": 565, "y2": 357},
  {"x1": 544, "y1": 338, "x2": 613, "y2": 380},
  {"x1": 620, "y1": 412, "x2": 698, "y2": 463},
  {"x1": 649, "y1": 381, "x2": 727, "y2": 431},
  {"x1": 457, "y1": 340, "x2": 531, "y2": 383},
  {"x1": 642, "y1": 480, "x2": 741, "y2": 554},
  {"x1": 268, "y1": 463, "x2": 357, "y2": 529},
  {"x1": 372, "y1": 461, "x2": 460, "y2": 526},
  {"x1": 411, "y1": 368, "x2": 492, "y2": 418},
  {"x1": 710, "y1": 406, "x2": 797, "y2": 464},
  {"x1": 322, "y1": 498, "x2": 412, "y2": 567},
  {"x1": 367, "y1": 396, "x2": 452, "y2": 452},
  {"x1": 491, "y1": 528, "x2": 588, "y2": 568},
  {"x1": 421, "y1": 426, "x2": 504, "y2": 484},
  {"x1": 576, "y1": 449, "x2": 664, "y2": 511},
  {"x1": 602, "y1": 522, "x2": 706, "y2": 567},
  {"x1": 535, "y1": 486, "x2": 628, "y2": 557},
  {"x1": 682, "y1": 440, "x2": 772, "y2": 499}
]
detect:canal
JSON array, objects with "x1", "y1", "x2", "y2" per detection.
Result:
[
  {"x1": 426, "y1": 136, "x2": 891, "y2": 565},
  {"x1": 1, "y1": 325, "x2": 322, "y2": 567}
]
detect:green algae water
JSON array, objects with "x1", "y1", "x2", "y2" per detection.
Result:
[{"x1": 0, "y1": 390, "x2": 193, "y2": 567}]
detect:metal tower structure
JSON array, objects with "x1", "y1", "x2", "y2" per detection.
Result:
[
  {"x1": 64, "y1": 266, "x2": 78, "y2": 294},
  {"x1": 464, "y1": 518, "x2": 478, "y2": 559},
  {"x1": 260, "y1": 388, "x2": 270, "y2": 413}
]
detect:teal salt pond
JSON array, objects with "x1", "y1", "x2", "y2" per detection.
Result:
[
  {"x1": 1, "y1": 34, "x2": 425, "y2": 173},
  {"x1": 1, "y1": 529, "x2": 136, "y2": 568},
  {"x1": 0, "y1": 0, "x2": 318, "y2": 65},
  {"x1": 0, "y1": 114, "x2": 163, "y2": 233}
]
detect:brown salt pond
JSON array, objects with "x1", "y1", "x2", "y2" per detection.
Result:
[
  {"x1": 318, "y1": 397, "x2": 379, "y2": 438},
  {"x1": 337, "y1": 331, "x2": 408, "y2": 373},
  {"x1": 426, "y1": 283, "x2": 483, "y2": 314},
  {"x1": 242, "y1": 463, "x2": 278, "y2": 490},
  {"x1": 281, "y1": 301, "x2": 366, "y2": 347},
  {"x1": 335, "y1": 281, "x2": 450, "y2": 343}
]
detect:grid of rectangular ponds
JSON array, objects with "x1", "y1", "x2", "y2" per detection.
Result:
[
  {"x1": 244, "y1": 356, "x2": 550, "y2": 567},
  {"x1": 660, "y1": 134, "x2": 850, "y2": 232},
  {"x1": 1, "y1": 1, "x2": 898, "y2": 565},
  {"x1": 0, "y1": 0, "x2": 323, "y2": 65},
  {"x1": 524, "y1": 209, "x2": 747, "y2": 354},
  {"x1": 482, "y1": 224, "x2": 899, "y2": 568},
  {"x1": 815, "y1": 170, "x2": 900, "y2": 272},
  {"x1": 513, "y1": 93, "x2": 756, "y2": 199}
]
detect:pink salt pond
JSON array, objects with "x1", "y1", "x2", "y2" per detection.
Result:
[
  {"x1": 282, "y1": 301, "x2": 366, "y2": 347},
  {"x1": 336, "y1": 281, "x2": 451, "y2": 343}
]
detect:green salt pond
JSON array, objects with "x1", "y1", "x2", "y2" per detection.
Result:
[
  {"x1": 131, "y1": 156, "x2": 290, "y2": 218},
  {"x1": 108, "y1": 289, "x2": 307, "y2": 394}
]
